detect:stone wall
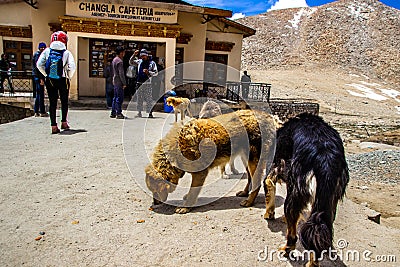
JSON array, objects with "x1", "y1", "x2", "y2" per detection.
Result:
[
  {"x1": 247, "y1": 99, "x2": 319, "y2": 121},
  {"x1": 0, "y1": 104, "x2": 34, "y2": 124}
]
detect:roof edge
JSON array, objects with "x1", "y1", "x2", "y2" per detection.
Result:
[{"x1": 220, "y1": 18, "x2": 256, "y2": 37}]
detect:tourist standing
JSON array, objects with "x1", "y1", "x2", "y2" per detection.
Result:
[
  {"x1": 103, "y1": 58, "x2": 114, "y2": 109},
  {"x1": 37, "y1": 31, "x2": 76, "y2": 134},
  {"x1": 110, "y1": 46, "x2": 127, "y2": 119},
  {"x1": 241, "y1": 70, "x2": 251, "y2": 99},
  {"x1": 0, "y1": 54, "x2": 14, "y2": 94},
  {"x1": 135, "y1": 49, "x2": 158, "y2": 118},
  {"x1": 32, "y1": 42, "x2": 47, "y2": 117}
]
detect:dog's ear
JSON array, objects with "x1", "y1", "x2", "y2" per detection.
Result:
[{"x1": 160, "y1": 181, "x2": 176, "y2": 193}]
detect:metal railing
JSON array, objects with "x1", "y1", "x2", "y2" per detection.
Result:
[
  {"x1": 173, "y1": 79, "x2": 271, "y2": 103},
  {"x1": 0, "y1": 70, "x2": 33, "y2": 94}
]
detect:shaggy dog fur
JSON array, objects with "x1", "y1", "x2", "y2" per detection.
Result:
[
  {"x1": 263, "y1": 113, "x2": 349, "y2": 267},
  {"x1": 198, "y1": 100, "x2": 240, "y2": 178},
  {"x1": 145, "y1": 109, "x2": 277, "y2": 214},
  {"x1": 166, "y1": 96, "x2": 192, "y2": 122},
  {"x1": 198, "y1": 100, "x2": 222, "y2": 119}
]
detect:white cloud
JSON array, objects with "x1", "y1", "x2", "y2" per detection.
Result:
[
  {"x1": 231, "y1": 12, "x2": 246, "y2": 20},
  {"x1": 267, "y1": 0, "x2": 308, "y2": 11}
]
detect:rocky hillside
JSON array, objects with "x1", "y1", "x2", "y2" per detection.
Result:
[{"x1": 238, "y1": 0, "x2": 400, "y2": 85}]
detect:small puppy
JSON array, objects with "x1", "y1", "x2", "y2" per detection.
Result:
[
  {"x1": 199, "y1": 100, "x2": 240, "y2": 178},
  {"x1": 166, "y1": 96, "x2": 192, "y2": 122}
]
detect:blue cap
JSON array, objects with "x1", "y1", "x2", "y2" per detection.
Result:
[{"x1": 38, "y1": 42, "x2": 46, "y2": 49}]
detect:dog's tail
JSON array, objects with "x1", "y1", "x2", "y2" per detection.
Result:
[{"x1": 299, "y1": 165, "x2": 349, "y2": 256}]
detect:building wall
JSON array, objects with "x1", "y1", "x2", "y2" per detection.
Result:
[
  {"x1": 0, "y1": 3, "x2": 31, "y2": 26},
  {"x1": 31, "y1": 0, "x2": 65, "y2": 51},
  {"x1": 0, "y1": 1, "x2": 249, "y2": 99},
  {"x1": 0, "y1": 2, "x2": 32, "y2": 54},
  {"x1": 177, "y1": 12, "x2": 207, "y2": 81},
  {"x1": 206, "y1": 31, "x2": 243, "y2": 82}
]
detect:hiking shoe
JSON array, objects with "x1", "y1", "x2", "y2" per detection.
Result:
[
  {"x1": 110, "y1": 113, "x2": 116, "y2": 118},
  {"x1": 51, "y1": 126, "x2": 60, "y2": 134},
  {"x1": 116, "y1": 114, "x2": 126, "y2": 119},
  {"x1": 61, "y1": 122, "x2": 70, "y2": 130}
]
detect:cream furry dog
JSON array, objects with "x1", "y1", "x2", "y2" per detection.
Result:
[
  {"x1": 166, "y1": 96, "x2": 192, "y2": 122},
  {"x1": 145, "y1": 109, "x2": 277, "y2": 214}
]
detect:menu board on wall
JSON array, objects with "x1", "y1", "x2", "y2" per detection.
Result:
[{"x1": 89, "y1": 38, "x2": 157, "y2": 78}]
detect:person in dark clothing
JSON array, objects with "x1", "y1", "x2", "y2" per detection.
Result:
[
  {"x1": 241, "y1": 70, "x2": 251, "y2": 99},
  {"x1": 32, "y1": 42, "x2": 47, "y2": 116},
  {"x1": 151, "y1": 57, "x2": 164, "y2": 100},
  {"x1": 0, "y1": 53, "x2": 14, "y2": 94},
  {"x1": 110, "y1": 46, "x2": 127, "y2": 119},
  {"x1": 103, "y1": 58, "x2": 114, "y2": 109},
  {"x1": 134, "y1": 49, "x2": 158, "y2": 118}
]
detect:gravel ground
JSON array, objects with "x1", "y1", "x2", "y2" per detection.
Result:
[{"x1": 347, "y1": 150, "x2": 400, "y2": 184}]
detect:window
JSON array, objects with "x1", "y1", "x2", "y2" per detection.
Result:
[
  {"x1": 204, "y1": 53, "x2": 228, "y2": 85},
  {"x1": 175, "y1": 47, "x2": 184, "y2": 84},
  {"x1": 3, "y1": 41, "x2": 33, "y2": 71}
]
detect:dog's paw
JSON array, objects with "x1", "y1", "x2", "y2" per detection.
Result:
[
  {"x1": 305, "y1": 261, "x2": 320, "y2": 267},
  {"x1": 263, "y1": 211, "x2": 275, "y2": 220},
  {"x1": 278, "y1": 244, "x2": 296, "y2": 257},
  {"x1": 236, "y1": 190, "x2": 249, "y2": 197},
  {"x1": 221, "y1": 174, "x2": 230, "y2": 179},
  {"x1": 231, "y1": 169, "x2": 240, "y2": 175},
  {"x1": 175, "y1": 207, "x2": 191, "y2": 214},
  {"x1": 240, "y1": 199, "x2": 253, "y2": 207}
]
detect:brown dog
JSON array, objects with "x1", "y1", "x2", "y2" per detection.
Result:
[
  {"x1": 166, "y1": 96, "x2": 192, "y2": 122},
  {"x1": 198, "y1": 100, "x2": 240, "y2": 178},
  {"x1": 145, "y1": 109, "x2": 277, "y2": 214}
]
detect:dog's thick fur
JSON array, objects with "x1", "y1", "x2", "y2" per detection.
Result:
[
  {"x1": 166, "y1": 96, "x2": 192, "y2": 122},
  {"x1": 263, "y1": 113, "x2": 349, "y2": 267},
  {"x1": 198, "y1": 100, "x2": 239, "y2": 178},
  {"x1": 145, "y1": 109, "x2": 277, "y2": 214},
  {"x1": 198, "y1": 100, "x2": 222, "y2": 119}
]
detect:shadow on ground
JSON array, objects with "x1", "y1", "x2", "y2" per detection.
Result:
[{"x1": 59, "y1": 129, "x2": 88, "y2": 135}]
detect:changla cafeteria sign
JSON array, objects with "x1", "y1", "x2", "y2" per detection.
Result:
[{"x1": 68, "y1": 1, "x2": 178, "y2": 24}]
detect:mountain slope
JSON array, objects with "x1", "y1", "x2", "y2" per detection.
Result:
[{"x1": 239, "y1": 0, "x2": 400, "y2": 85}]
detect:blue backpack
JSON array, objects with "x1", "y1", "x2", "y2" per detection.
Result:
[{"x1": 45, "y1": 49, "x2": 65, "y2": 79}]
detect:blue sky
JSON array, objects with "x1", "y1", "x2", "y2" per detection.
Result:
[{"x1": 185, "y1": 0, "x2": 400, "y2": 19}]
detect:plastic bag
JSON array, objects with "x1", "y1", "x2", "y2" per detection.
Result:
[{"x1": 126, "y1": 65, "x2": 137, "y2": 78}]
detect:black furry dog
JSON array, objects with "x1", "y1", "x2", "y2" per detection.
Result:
[{"x1": 263, "y1": 113, "x2": 349, "y2": 267}]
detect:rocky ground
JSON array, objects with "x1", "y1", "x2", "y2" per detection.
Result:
[{"x1": 249, "y1": 66, "x2": 400, "y2": 230}]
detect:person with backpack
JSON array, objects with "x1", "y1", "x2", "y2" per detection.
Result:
[
  {"x1": 32, "y1": 42, "x2": 47, "y2": 117},
  {"x1": 37, "y1": 31, "x2": 76, "y2": 134}
]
